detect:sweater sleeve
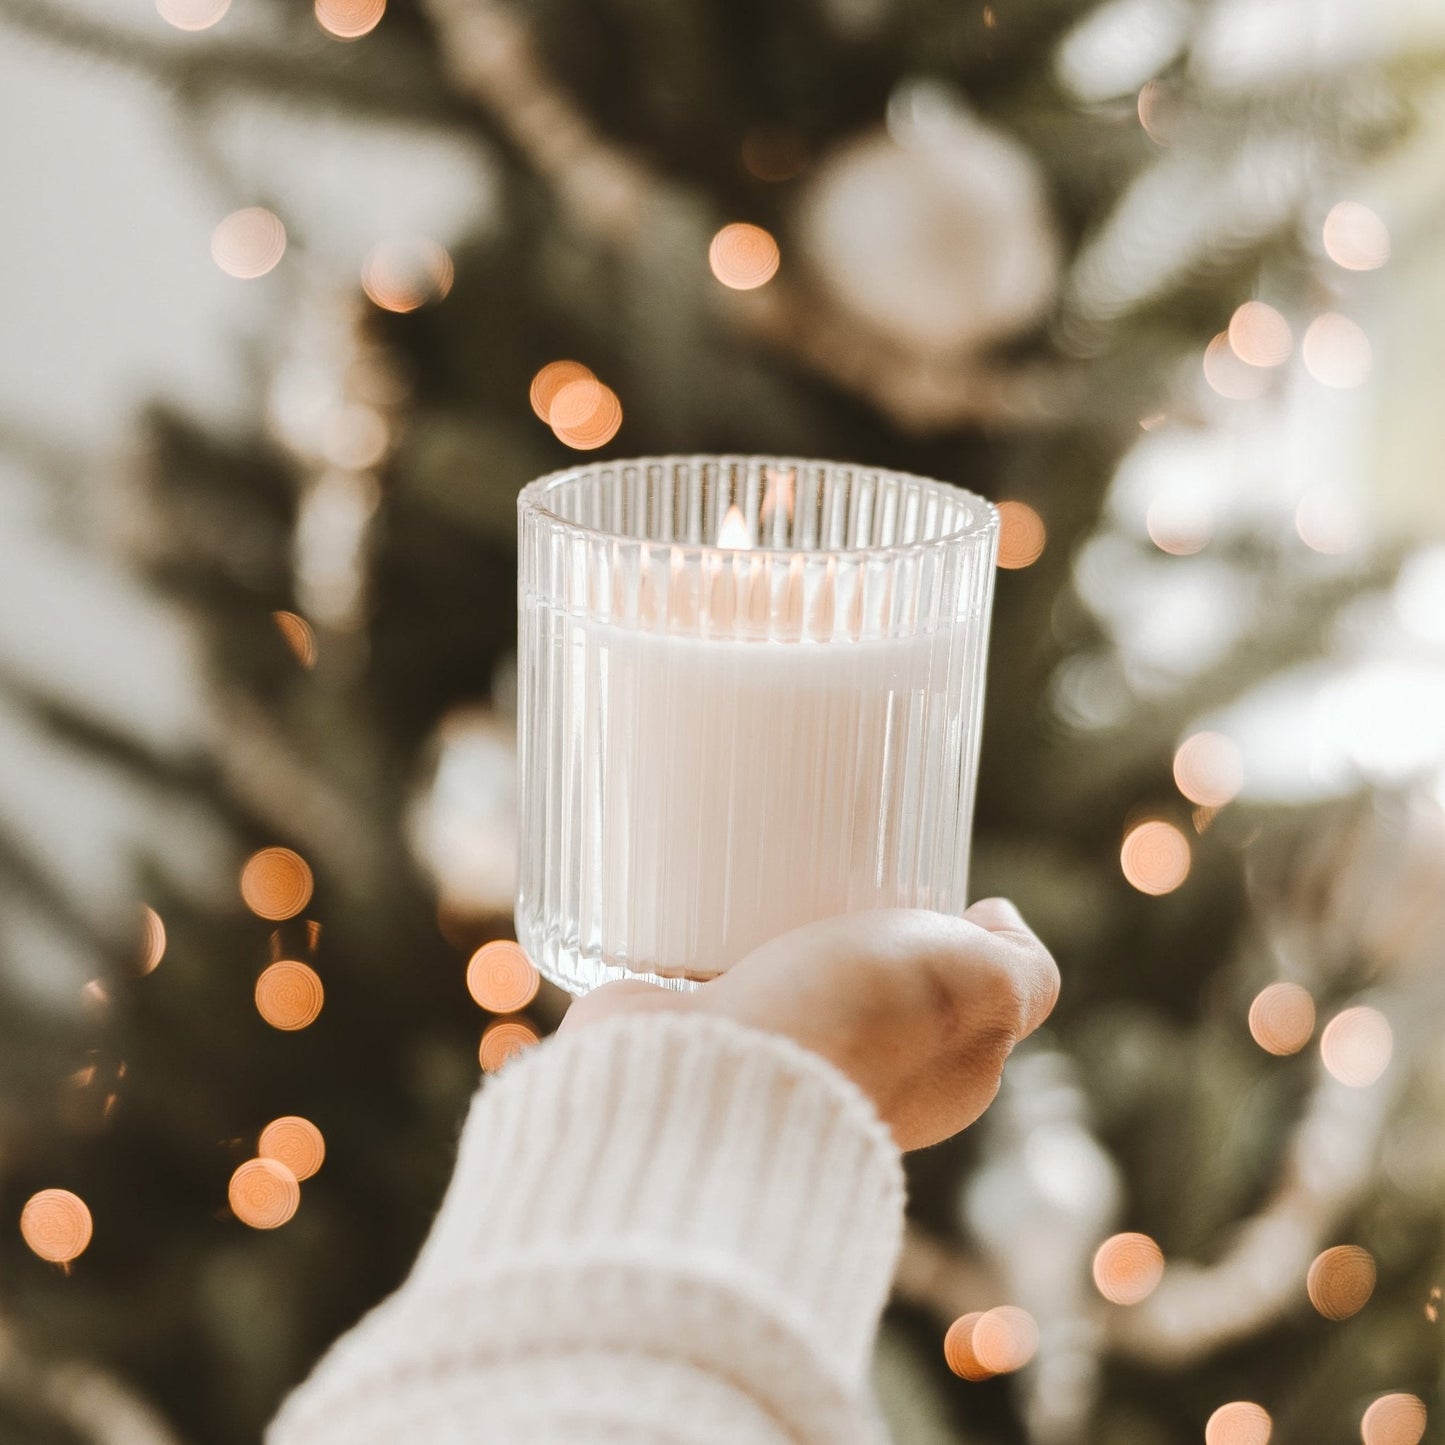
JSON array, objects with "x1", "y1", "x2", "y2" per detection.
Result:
[{"x1": 266, "y1": 1010, "x2": 906, "y2": 1445}]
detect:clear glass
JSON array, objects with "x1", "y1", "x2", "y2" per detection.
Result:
[{"x1": 515, "y1": 456, "x2": 999, "y2": 994}]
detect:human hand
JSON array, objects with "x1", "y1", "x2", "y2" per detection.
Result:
[{"x1": 559, "y1": 899, "x2": 1059, "y2": 1151}]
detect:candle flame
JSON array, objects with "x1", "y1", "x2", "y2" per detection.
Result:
[{"x1": 718, "y1": 504, "x2": 753, "y2": 550}]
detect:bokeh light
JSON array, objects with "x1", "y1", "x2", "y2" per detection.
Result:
[
  {"x1": 259, "y1": 1116, "x2": 326, "y2": 1182},
  {"x1": 1323, "y1": 202, "x2": 1390, "y2": 272},
  {"x1": 140, "y1": 904, "x2": 166, "y2": 975},
  {"x1": 255, "y1": 960, "x2": 325, "y2": 1031},
  {"x1": 1203, "y1": 332, "x2": 1269, "y2": 400},
  {"x1": 272, "y1": 611, "x2": 318, "y2": 669},
  {"x1": 708, "y1": 223, "x2": 780, "y2": 290},
  {"x1": 1228, "y1": 302, "x2": 1292, "y2": 368},
  {"x1": 479, "y1": 1018, "x2": 540, "y2": 1073},
  {"x1": 1302, "y1": 314, "x2": 1372, "y2": 389},
  {"x1": 320, "y1": 403, "x2": 390, "y2": 471},
  {"x1": 1248, "y1": 983, "x2": 1316, "y2": 1056},
  {"x1": 466, "y1": 940, "x2": 540, "y2": 1014},
  {"x1": 1093, "y1": 1232, "x2": 1165, "y2": 1305},
  {"x1": 549, "y1": 378, "x2": 623, "y2": 450},
  {"x1": 361, "y1": 238, "x2": 454, "y2": 313},
  {"x1": 1147, "y1": 494, "x2": 1212, "y2": 555},
  {"x1": 241, "y1": 847, "x2": 314, "y2": 921},
  {"x1": 1173, "y1": 731, "x2": 1244, "y2": 807},
  {"x1": 1294, "y1": 488, "x2": 1361, "y2": 555},
  {"x1": 1121, "y1": 820, "x2": 1191, "y2": 895},
  {"x1": 529, "y1": 361, "x2": 594, "y2": 422},
  {"x1": 228, "y1": 1158, "x2": 300, "y2": 1229},
  {"x1": 1307, "y1": 1245, "x2": 1376, "y2": 1320},
  {"x1": 1320, "y1": 1006, "x2": 1393, "y2": 1088},
  {"x1": 1360, "y1": 1394, "x2": 1427, "y2": 1445},
  {"x1": 972, "y1": 1306, "x2": 1039, "y2": 1374},
  {"x1": 20, "y1": 1189, "x2": 93, "y2": 1264},
  {"x1": 996, "y1": 501, "x2": 1047, "y2": 569},
  {"x1": 315, "y1": 0, "x2": 384, "y2": 38},
  {"x1": 211, "y1": 208, "x2": 287, "y2": 280},
  {"x1": 1205, "y1": 1401, "x2": 1272, "y2": 1445},
  {"x1": 156, "y1": 0, "x2": 230, "y2": 30},
  {"x1": 943, "y1": 1312, "x2": 992, "y2": 1380}
]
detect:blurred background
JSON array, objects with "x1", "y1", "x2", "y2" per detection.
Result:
[{"x1": 2, "y1": 0, "x2": 1444, "y2": 1440}]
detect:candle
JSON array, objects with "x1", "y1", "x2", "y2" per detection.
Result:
[{"x1": 517, "y1": 457, "x2": 997, "y2": 993}]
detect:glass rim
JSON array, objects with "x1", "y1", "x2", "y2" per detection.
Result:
[{"x1": 517, "y1": 453, "x2": 999, "y2": 561}]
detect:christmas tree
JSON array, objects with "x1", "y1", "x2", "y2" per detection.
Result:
[{"x1": 1, "y1": 0, "x2": 1442, "y2": 1440}]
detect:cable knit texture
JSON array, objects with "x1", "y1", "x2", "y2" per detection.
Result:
[{"x1": 267, "y1": 1012, "x2": 907, "y2": 1444}]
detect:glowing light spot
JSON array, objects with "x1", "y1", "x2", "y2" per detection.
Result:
[
  {"x1": 996, "y1": 501, "x2": 1046, "y2": 569},
  {"x1": 361, "y1": 238, "x2": 454, "y2": 313},
  {"x1": 1248, "y1": 983, "x2": 1316, "y2": 1056},
  {"x1": 140, "y1": 905, "x2": 166, "y2": 975},
  {"x1": 228, "y1": 1158, "x2": 300, "y2": 1229},
  {"x1": 741, "y1": 129, "x2": 808, "y2": 183},
  {"x1": 315, "y1": 0, "x2": 384, "y2": 38},
  {"x1": 259, "y1": 1116, "x2": 326, "y2": 1181},
  {"x1": 1307, "y1": 1245, "x2": 1376, "y2": 1320},
  {"x1": 1121, "y1": 820, "x2": 1191, "y2": 895},
  {"x1": 1320, "y1": 1006, "x2": 1392, "y2": 1087},
  {"x1": 1137, "y1": 81, "x2": 1169, "y2": 144},
  {"x1": 1302, "y1": 314, "x2": 1372, "y2": 389},
  {"x1": 271, "y1": 611, "x2": 317, "y2": 668},
  {"x1": 943, "y1": 1312, "x2": 992, "y2": 1380},
  {"x1": 1361, "y1": 1394, "x2": 1427, "y2": 1445},
  {"x1": 1173, "y1": 731, "x2": 1244, "y2": 807},
  {"x1": 717, "y1": 503, "x2": 752, "y2": 550},
  {"x1": 1093, "y1": 1232, "x2": 1165, "y2": 1305},
  {"x1": 708, "y1": 223, "x2": 780, "y2": 290},
  {"x1": 241, "y1": 847, "x2": 314, "y2": 921},
  {"x1": 1205, "y1": 1401, "x2": 1272, "y2": 1445},
  {"x1": 549, "y1": 378, "x2": 623, "y2": 450},
  {"x1": 529, "y1": 361, "x2": 594, "y2": 422},
  {"x1": 1203, "y1": 332, "x2": 1269, "y2": 400},
  {"x1": 20, "y1": 1189, "x2": 92, "y2": 1264},
  {"x1": 972, "y1": 1306, "x2": 1039, "y2": 1374},
  {"x1": 1147, "y1": 495, "x2": 1212, "y2": 555},
  {"x1": 211, "y1": 208, "x2": 286, "y2": 280},
  {"x1": 255, "y1": 960, "x2": 325, "y2": 1031},
  {"x1": 82, "y1": 980, "x2": 109, "y2": 1014},
  {"x1": 479, "y1": 1018, "x2": 540, "y2": 1073},
  {"x1": 156, "y1": 0, "x2": 229, "y2": 29},
  {"x1": 1228, "y1": 302, "x2": 1292, "y2": 368},
  {"x1": 1426, "y1": 1284, "x2": 1441, "y2": 1323},
  {"x1": 1323, "y1": 202, "x2": 1390, "y2": 272},
  {"x1": 1294, "y1": 488, "x2": 1360, "y2": 555},
  {"x1": 466, "y1": 941, "x2": 540, "y2": 1014}
]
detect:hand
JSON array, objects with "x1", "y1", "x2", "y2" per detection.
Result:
[{"x1": 559, "y1": 899, "x2": 1059, "y2": 1151}]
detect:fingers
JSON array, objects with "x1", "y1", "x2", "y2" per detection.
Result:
[{"x1": 961, "y1": 897, "x2": 1060, "y2": 1039}]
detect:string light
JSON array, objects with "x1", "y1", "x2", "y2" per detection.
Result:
[
  {"x1": 241, "y1": 847, "x2": 314, "y2": 921},
  {"x1": 259, "y1": 1116, "x2": 326, "y2": 1181},
  {"x1": 1092, "y1": 1232, "x2": 1165, "y2": 1305},
  {"x1": 1205, "y1": 1402, "x2": 1272, "y2": 1445},
  {"x1": 530, "y1": 361, "x2": 594, "y2": 421},
  {"x1": 996, "y1": 501, "x2": 1046, "y2": 569},
  {"x1": 1307, "y1": 1245, "x2": 1376, "y2": 1320},
  {"x1": 1360, "y1": 1394, "x2": 1427, "y2": 1445},
  {"x1": 1323, "y1": 202, "x2": 1390, "y2": 272},
  {"x1": 255, "y1": 960, "x2": 325, "y2": 1031},
  {"x1": 140, "y1": 905, "x2": 166, "y2": 975},
  {"x1": 20, "y1": 1189, "x2": 92, "y2": 1264},
  {"x1": 315, "y1": 0, "x2": 384, "y2": 38},
  {"x1": 1248, "y1": 983, "x2": 1315, "y2": 1056},
  {"x1": 1227, "y1": 302, "x2": 1292, "y2": 368},
  {"x1": 155, "y1": 0, "x2": 229, "y2": 30},
  {"x1": 211, "y1": 208, "x2": 286, "y2": 280},
  {"x1": 971, "y1": 1306, "x2": 1039, "y2": 1373},
  {"x1": 1173, "y1": 732, "x2": 1244, "y2": 807},
  {"x1": 549, "y1": 378, "x2": 623, "y2": 450},
  {"x1": 361, "y1": 238, "x2": 454, "y2": 313},
  {"x1": 228, "y1": 1158, "x2": 300, "y2": 1229},
  {"x1": 1302, "y1": 314, "x2": 1372, "y2": 389},
  {"x1": 708, "y1": 223, "x2": 780, "y2": 290},
  {"x1": 272, "y1": 611, "x2": 318, "y2": 668},
  {"x1": 1121, "y1": 819, "x2": 1191, "y2": 895},
  {"x1": 480, "y1": 1019, "x2": 540, "y2": 1073},
  {"x1": 943, "y1": 1312, "x2": 992, "y2": 1380},
  {"x1": 466, "y1": 941, "x2": 541, "y2": 1014},
  {"x1": 1320, "y1": 1006, "x2": 1392, "y2": 1088}
]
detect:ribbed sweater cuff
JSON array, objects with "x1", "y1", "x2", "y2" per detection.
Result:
[{"x1": 408, "y1": 1010, "x2": 906, "y2": 1384}]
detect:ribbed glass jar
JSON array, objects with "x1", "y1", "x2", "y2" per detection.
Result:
[{"x1": 516, "y1": 456, "x2": 998, "y2": 994}]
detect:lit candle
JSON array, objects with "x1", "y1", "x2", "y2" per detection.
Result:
[{"x1": 517, "y1": 457, "x2": 998, "y2": 991}]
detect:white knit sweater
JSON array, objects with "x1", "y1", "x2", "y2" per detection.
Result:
[{"x1": 267, "y1": 1012, "x2": 906, "y2": 1444}]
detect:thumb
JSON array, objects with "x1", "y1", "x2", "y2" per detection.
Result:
[{"x1": 558, "y1": 978, "x2": 691, "y2": 1035}]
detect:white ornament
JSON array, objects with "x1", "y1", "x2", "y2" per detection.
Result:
[{"x1": 793, "y1": 82, "x2": 1061, "y2": 359}]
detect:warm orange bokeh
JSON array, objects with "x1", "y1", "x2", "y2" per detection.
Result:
[
  {"x1": 1320, "y1": 1006, "x2": 1393, "y2": 1088},
  {"x1": 1228, "y1": 301, "x2": 1292, "y2": 368},
  {"x1": 361, "y1": 238, "x2": 454, "y2": 313},
  {"x1": 272, "y1": 611, "x2": 318, "y2": 668},
  {"x1": 1205, "y1": 1401, "x2": 1272, "y2": 1445},
  {"x1": 155, "y1": 0, "x2": 230, "y2": 30},
  {"x1": 241, "y1": 847, "x2": 314, "y2": 921},
  {"x1": 1121, "y1": 819, "x2": 1191, "y2": 895},
  {"x1": 1092, "y1": 1232, "x2": 1165, "y2": 1305},
  {"x1": 259, "y1": 1116, "x2": 326, "y2": 1182},
  {"x1": 550, "y1": 378, "x2": 623, "y2": 450},
  {"x1": 1248, "y1": 982, "x2": 1316, "y2": 1056},
  {"x1": 1307, "y1": 1245, "x2": 1376, "y2": 1321},
  {"x1": 211, "y1": 208, "x2": 287, "y2": 280},
  {"x1": 1203, "y1": 332, "x2": 1269, "y2": 400},
  {"x1": 228, "y1": 1158, "x2": 301, "y2": 1230},
  {"x1": 255, "y1": 960, "x2": 325, "y2": 1031},
  {"x1": 1361, "y1": 1394, "x2": 1427, "y2": 1445},
  {"x1": 140, "y1": 904, "x2": 167, "y2": 975},
  {"x1": 20, "y1": 1189, "x2": 93, "y2": 1264},
  {"x1": 708, "y1": 223, "x2": 780, "y2": 290},
  {"x1": 996, "y1": 501, "x2": 1046, "y2": 570},
  {"x1": 315, "y1": 0, "x2": 384, "y2": 38},
  {"x1": 1323, "y1": 202, "x2": 1390, "y2": 272},
  {"x1": 479, "y1": 1018, "x2": 540, "y2": 1073},
  {"x1": 466, "y1": 941, "x2": 541, "y2": 1014},
  {"x1": 943, "y1": 1312, "x2": 992, "y2": 1380},
  {"x1": 971, "y1": 1306, "x2": 1039, "y2": 1374},
  {"x1": 529, "y1": 361, "x2": 595, "y2": 422},
  {"x1": 1173, "y1": 731, "x2": 1244, "y2": 807}
]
